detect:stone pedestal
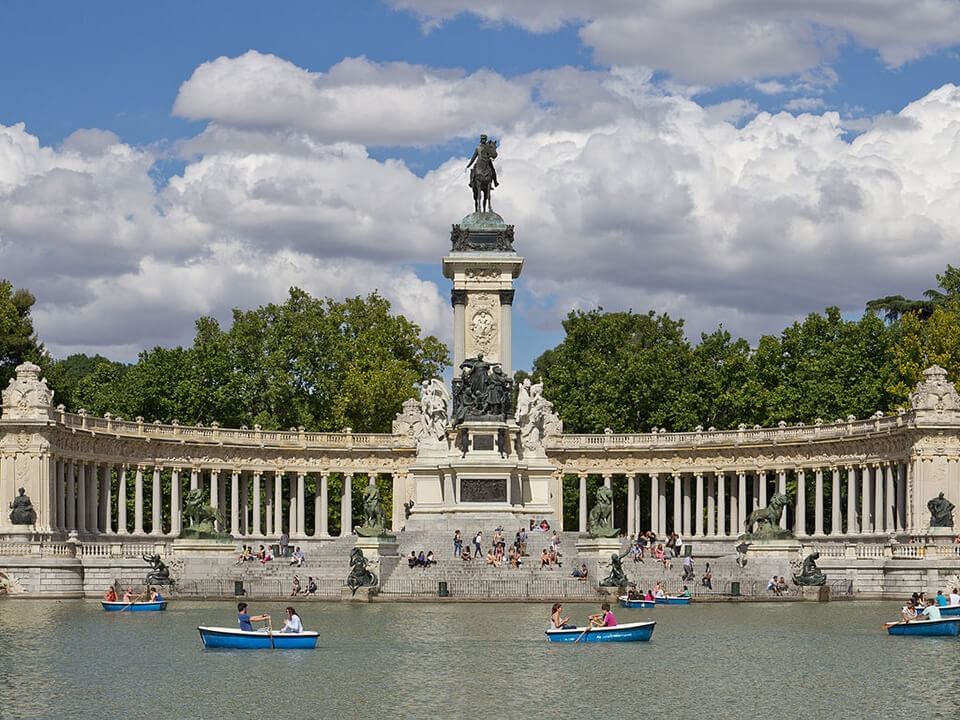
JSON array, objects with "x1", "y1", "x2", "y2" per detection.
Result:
[
  {"x1": 355, "y1": 534, "x2": 399, "y2": 561},
  {"x1": 172, "y1": 538, "x2": 236, "y2": 557},
  {"x1": 575, "y1": 536, "x2": 624, "y2": 558},
  {"x1": 744, "y1": 538, "x2": 802, "y2": 557},
  {"x1": 800, "y1": 585, "x2": 831, "y2": 602},
  {"x1": 341, "y1": 585, "x2": 378, "y2": 602}
]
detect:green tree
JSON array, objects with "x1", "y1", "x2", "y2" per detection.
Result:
[
  {"x1": 889, "y1": 301, "x2": 960, "y2": 404},
  {"x1": 687, "y1": 328, "x2": 763, "y2": 429},
  {"x1": 0, "y1": 280, "x2": 45, "y2": 388},
  {"x1": 866, "y1": 264, "x2": 960, "y2": 321},
  {"x1": 45, "y1": 354, "x2": 128, "y2": 411}
]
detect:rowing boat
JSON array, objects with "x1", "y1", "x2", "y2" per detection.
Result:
[
  {"x1": 884, "y1": 617, "x2": 960, "y2": 637},
  {"x1": 101, "y1": 600, "x2": 167, "y2": 612},
  {"x1": 545, "y1": 620, "x2": 655, "y2": 643},
  {"x1": 197, "y1": 625, "x2": 319, "y2": 649},
  {"x1": 654, "y1": 595, "x2": 691, "y2": 605},
  {"x1": 618, "y1": 596, "x2": 656, "y2": 609}
]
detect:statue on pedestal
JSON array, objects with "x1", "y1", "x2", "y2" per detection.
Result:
[
  {"x1": 599, "y1": 550, "x2": 635, "y2": 588},
  {"x1": 792, "y1": 551, "x2": 827, "y2": 587},
  {"x1": 346, "y1": 548, "x2": 378, "y2": 595},
  {"x1": 928, "y1": 492, "x2": 955, "y2": 528},
  {"x1": 466, "y1": 134, "x2": 498, "y2": 213},
  {"x1": 8, "y1": 488, "x2": 35, "y2": 526},
  {"x1": 515, "y1": 379, "x2": 562, "y2": 453},
  {"x1": 452, "y1": 354, "x2": 512, "y2": 424},
  {"x1": 742, "y1": 493, "x2": 792, "y2": 539},
  {"x1": 587, "y1": 486, "x2": 619, "y2": 539},
  {"x1": 356, "y1": 484, "x2": 391, "y2": 537},
  {"x1": 180, "y1": 489, "x2": 229, "y2": 540},
  {"x1": 143, "y1": 553, "x2": 171, "y2": 585}
]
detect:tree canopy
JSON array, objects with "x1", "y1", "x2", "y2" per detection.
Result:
[{"x1": 0, "y1": 280, "x2": 45, "y2": 389}]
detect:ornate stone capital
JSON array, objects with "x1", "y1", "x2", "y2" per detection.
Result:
[
  {"x1": 451, "y1": 289, "x2": 467, "y2": 306},
  {"x1": 498, "y1": 289, "x2": 515, "y2": 305}
]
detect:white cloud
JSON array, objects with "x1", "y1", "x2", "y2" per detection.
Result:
[
  {"x1": 784, "y1": 97, "x2": 827, "y2": 112},
  {"x1": 3, "y1": 53, "x2": 960, "y2": 367},
  {"x1": 390, "y1": 0, "x2": 960, "y2": 84},
  {"x1": 173, "y1": 51, "x2": 533, "y2": 146}
]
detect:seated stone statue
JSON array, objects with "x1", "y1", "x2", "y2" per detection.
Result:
[
  {"x1": 587, "y1": 486, "x2": 619, "y2": 539},
  {"x1": 792, "y1": 551, "x2": 827, "y2": 587},
  {"x1": 9, "y1": 488, "x2": 36, "y2": 525}
]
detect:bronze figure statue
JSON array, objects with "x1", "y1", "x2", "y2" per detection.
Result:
[
  {"x1": 346, "y1": 548, "x2": 378, "y2": 595},
  {"x1": 927, "y1": 492, "x2": 955, "y2": 528},
  {"x1": 8, "y1": 488, "x2": 35, "y2": 525},
  {"x1": 587, "y1": 486, "x2": 619, "y2": 538},
  {"x1": 599, "y1": 550, "x2": 635, "y2": 588},
  {"x1": 742, "y1": 493, "x2": 792, "y2": 539},
  {"x1": 143, "y1": 553, "x2": 171, "y2": 585},
  {"x1": 466, "y1": 134, "x2": 498, "y2": 213},
  {"x1": 792, "y1": 551, "x2": 827, "y2": 587},
  {"x1": 356, "y1": 484, "x2": 390, "y2": 537}
]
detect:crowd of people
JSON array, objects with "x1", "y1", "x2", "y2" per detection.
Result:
[
  {"x1": 629, "y1": 531, "x2": 684, "y2": 568},
  {"x1": 103, "y1": 585, "x2": 164, "y2": 603},
  {"x1": 288, "y1": 575, "x2": 318, "y2": 596},
  {"x1": 900, "y1": 588, "x2": 960, "y2": 622},
  {"x1": 407, "y1": 550, "x2": 437, "y2": 568},
  {"x1": 236, "y1": 543, "x2": 306, "y2": 566},
  {"x1": 624, "y1": 582, "x2": 692, "y2": 601},
  {"x1": 452, "y1": 523, "x2": 561, "y2": 570}
]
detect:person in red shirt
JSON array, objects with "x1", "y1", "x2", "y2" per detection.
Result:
[{"x1": 588, "y1": 602, "x2": 617, "y2": 628}]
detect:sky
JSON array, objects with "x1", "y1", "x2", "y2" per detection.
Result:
[{"x1": 1, "y1": 0, "x2": 959, "y2": 373}]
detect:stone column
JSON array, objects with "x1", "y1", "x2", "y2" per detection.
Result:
[
  {"x1": 55, "y1": 460, "x2": 65, "y2": 532},
  {"x1": 452, "y1": 289, "x2": 466, "y2": 370},
  {"x1": 117, "y1": 466, "x2": 127, "y2": 535},
  {"x1": 602, "y1": 474, "x2": 614, "y2": 526},
  {"x1": 658, "y1": 478, "x2": 667, "y2": 537},
  {"x1": 265, "y1": 474, "x2": 274, "y2": 536},
  {"x1": 101, "y1": 464, "x2": 112, "y2": 533},
  {"x1": 86, "y1": 463, "x2": 98, "y2": 533},
  {"x1": 133, "y1": 466, "x2": 144, "y2": 535},
  {"x1": 717, "y1": 472, "x2": 726, "y2": 536},
  {"x1": 759, "y1": 470, "x2": 768, "y2": 507},
  {"x1": 218, "y1": 472, "x2": 227, "y2": 530},
  {"x1": 499, "y1": 289, "x2": 514, "y2": 377},
  {"x1": 209, "y1": 470, "x2": 220, "y2": 531},
  {"x1": 860, "y1": 465, "x2": 871, "y2": 534},
  {"x1": 809, "y1": 469, "x2": 819, "y2": 536},
  {"x1": 650, "y1": 474, "x2": 660, "y2": 537},
  {"x1": 845, "y1": 466, "x2": 858, "y2": 535},
  {"x1": 170, "y1": 469, "x2": 181, "y2": 537},
  {"x1": 682, "y1": 476, "x2": 692, "y2": 536},
  {"x1": 695, "y1": 473, "x2": 704, "y2": 537},
  {"x1": 230, "y1": 471, "x2": 240, "y2": 536},
  {"x1": 873, "y1": 464, "x2": 884, "y2": 532},
  {"x1": 252, "y1": 472, "x2": 262, "y2": 537},
  {"x1": 288, "y1": 478, "x2": 297, "y2": 538},
  {"x1": 240, "y1": 472, "x2": 249, "y2": 535},
  {"x1": 896, "y1": 462, "x2": 906, "y2": 531},
  {"x1": 318, "y1": 473, "x2": 329, "y2": 537},
  {"x1": 65, "y1": 461, "x2": 76, "y2": 531},
  {"x1": 274, "y1": 471, "x2": 284, "y2": 535},
  {"x1": 752, "y1": 473, "x2": 760, "y2": 512},
  {"x1": 341, "y1": 473, "x2": 353, "y2": 536},
  {"x1": 885, "y1": 463, "x2": 895, "y2": 531},
  {"x1": 831, "y1": 467, "x2": 841, "y2": 535},
  {"x1": 578, "y1": 474, "x2": 587, "y2": 532},
  {"x1": 76, "y1": 462, "x2": 87, "y2": 533},
  {"x1": 672, "y1": 473, "x2": 682, "y2": 536},
  {"x1": 190, "y1": 468, "x2": 199, "y2": 492},
  {"x1": 707, "y1": 474, "x2": 716, "y2": 536},
  {"x1": 626, "y1": 473, "x2": 635, "y2": 538},
  {"x1": 151, "y1": 467, "x2": 163, "y2": 535},
  {"x1": 298, "y1": 472, "x2": 310, "y2": 537},
  {"x1": 777, "y1": 471, "x2": 787, "y2": 529},
  {"x1": 737, "y1": 472, "x2": 747, "y2": 535}
]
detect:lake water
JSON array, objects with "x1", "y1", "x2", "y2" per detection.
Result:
[{"x1": 0, "y1": 599, "x2": 955, "y2": 719}]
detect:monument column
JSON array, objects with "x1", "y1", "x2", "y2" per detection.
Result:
[
  {"x1": 231, "y1": 471, "x2": 241, "y2": 537},
  {"x1": 116, "y1": 465, "x2": 127, "y2": 535},
  {"x1": 777, "y1": 471, "x2": 787, "y2": 529},
  {"x1": 682, "y1": 475, "x2": 692, "y2": 536},
  {"x1": 672, "y1": 473, "x2": 682, "y2": 536},
  {"x1": 76, "y1": 462, "x2": 87, "y2": 533},
  {"x1": 318, "y1": 473, "x2": 330, "y2": 538},
  {"x1": 65, "y1": 461, "x2": 75, "y2": 532},
  {"x1": 170, "y1": 469, "x2": 181, "y2": 537},
  {"x1": 296, "y1": 472, "x2": 306, "y2": 538},
  {"x1": 831, "y1": 467, "x2": 842, "y2": 534},
  {"x1": 499, "y1": 290, "x2": 514, "y2": 377},
  {"x1": 717, "y1": 472, "x2": 726, "y2": 536},
  {"x1": 695, "y1": 473, "x2": 704, "y2": 537},
  {"x1": 452, "y1": 290, "x2": 467, "y2": 370},
  {"x1": 626, "y1": 473, "x2": 635, "y2": 537},
  {"x1": 578, "y1": 474, "x2": 587, "y2": 532},
  {"x1": 341, "y1": 473, "x2": 354, "y2": 536},
  {"x1": 151, "y1": 466, "x2": 163, "y2": 535},
  {"x1": 252, "y1": 472, "x2": 262, "y2": 537},
  {"x1": 133, "y1": 465, "x2": 144, "y2": 535},
  {"x1": 846, "y1": 465, "x2": 858, "y2": 534}
]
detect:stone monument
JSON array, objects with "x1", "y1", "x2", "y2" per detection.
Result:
[
  {"x1": 9, "y1": 488, "x2": 36, "y2": 526},
  {"x1": 402, "y1": 139, "x2": 560, "y2": 529}
]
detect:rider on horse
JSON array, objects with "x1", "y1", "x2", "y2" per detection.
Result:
[{"x1": 467, "y1": 134, "x2": 498, "y2": 188}]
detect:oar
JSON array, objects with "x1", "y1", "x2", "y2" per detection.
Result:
[
  {"x1": 574, "y1": 624, "x2": 591, "y2": 643},
  {"x1": 267, "y1": 616, "x2": 275, "y2": 650},
  {"x1": 120, "y1": 591, "x2": 146, "y2": 612}
]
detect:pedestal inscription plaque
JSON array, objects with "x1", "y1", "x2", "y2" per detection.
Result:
[{"x1": 460, "y1": 478, "x2": 507, "y2": 503}]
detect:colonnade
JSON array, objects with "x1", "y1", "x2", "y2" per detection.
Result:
[
  {"x1": 49, "y1": 459, "x2": 399, "y2": 539},
  {"x1": 571, "y1": 460, "x2": 910, "y2": 539}
]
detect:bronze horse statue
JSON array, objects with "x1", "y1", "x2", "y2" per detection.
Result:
[{"x1": 467, "y1": 136, "x2": 498, "y2": 213}]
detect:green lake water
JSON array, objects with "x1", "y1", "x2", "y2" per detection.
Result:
[{"x1": 0, "y1": 599, "x2": 956, "y2": 719}]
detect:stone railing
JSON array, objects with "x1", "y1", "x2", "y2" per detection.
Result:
[
  {"x1": 552, "y1": 412, "x2": 908, "y2": 451},
  {"x1": 55, "y1": 408, "x2": 408, "y2": 451},
  {"x1": 800, "y1": 542, "x2": 960, "y2": 560},
  {"x1": 0, "y1": 540, "x2": 170, "y2": 558}
]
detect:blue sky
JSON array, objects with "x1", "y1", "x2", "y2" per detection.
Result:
[{"x1": 1, "y1": 1, "x2": 959, "y2": 371}]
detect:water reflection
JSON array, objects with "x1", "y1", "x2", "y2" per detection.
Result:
[{"x1": 1, "y1": 600, "x2": 958, "y2": 718}]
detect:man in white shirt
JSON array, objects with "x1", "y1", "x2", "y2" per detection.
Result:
[{"x1": 949, "y1": 587, "x2": 960, "y2": 606}]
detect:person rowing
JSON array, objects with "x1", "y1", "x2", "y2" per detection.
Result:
[
  {"x1": 588, "y1": 602, "x2": 617, "y2": 628},
  {"x1": 237, "y1": 602, "x2": 270, "y2": 631}
]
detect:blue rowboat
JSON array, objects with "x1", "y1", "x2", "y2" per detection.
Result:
[
  {"x1": 885, "y1": 617, "x2": 960, "y2": 637},
  {"x1": 940, "y1": 605, "x2": 960, "y2": 617},
  {"x1": 101, "y1": 600, "x2": 167, "y2": 612},
  {"x1": 618, "y1": 596, "x2": 656, "y2": 609},
  {"x1": 654, "y1": 595, "x2": 691, "y2": 605},
  {"x1": 546, "y1": 620, "x2": 655, "y2": 643},
  {"x1": 198, "y1": 626, "x2": 319, "y2": 649}
]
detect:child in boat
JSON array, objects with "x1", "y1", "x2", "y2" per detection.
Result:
[
  {"x1": 104, "y1": 586, "x2": 117, "y2": 602},
  {"x1": 280, "y1": 606, "x2": 303, "y2": 633},
  {"x1": 237, "y1": 602, "x2": 270, "y2": 631},
  {"x1": 589, "y1": 602, "x2": 617, "y2": 628}
]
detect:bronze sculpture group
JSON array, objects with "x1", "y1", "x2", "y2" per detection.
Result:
[
  {"x1": 8, "y1": 488, "x2": 35, "y2": 526},
  {"x1": 452, "y1": 354, "x2": 512, "y2": 425},
  {"x1": 928, "y1": 492, "x2": 955, "y2": 528},
  {"x1": 346, "y1": 548, "x2": 378, "y2": 595}
]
